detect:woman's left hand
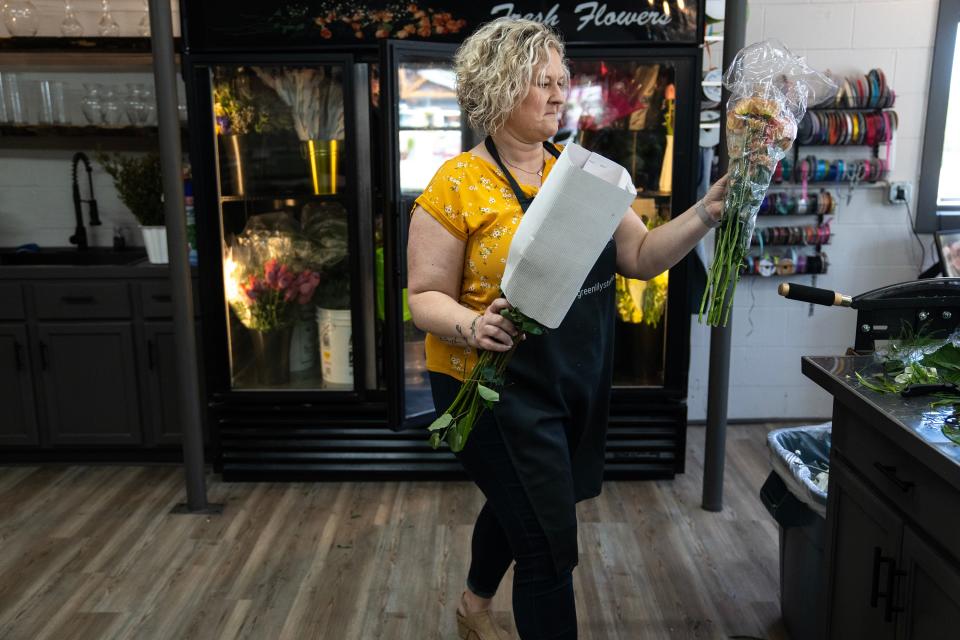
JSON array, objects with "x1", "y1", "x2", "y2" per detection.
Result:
[{"x1": 701, "y1": 173, "x2": 729, "y2": 223}]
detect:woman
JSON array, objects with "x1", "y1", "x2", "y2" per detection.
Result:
[{"x1": 407, "y1": 18, "x2": 728, "y2": 640}]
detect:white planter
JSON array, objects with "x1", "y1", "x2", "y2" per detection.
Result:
[
  {"x1": 140, "y1": 226, "x2": 168, "y2": 264},
  {"x1": 316, "y1": 307, "x2": 353, "y2": 386}
]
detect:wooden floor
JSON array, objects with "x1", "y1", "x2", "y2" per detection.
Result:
[{"x1": 0, "y1": 424, "x2": 795, "y2": 640}]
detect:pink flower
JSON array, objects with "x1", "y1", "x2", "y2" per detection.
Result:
[{"x1": 263, "y1": 258, "x2": 280, "y2": 287}]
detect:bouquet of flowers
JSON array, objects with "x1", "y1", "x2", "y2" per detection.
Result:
[
  {"x1": 699, "y1": 40, "x2": 836, "y2": 326},
  {"x1": 223, "y1": 228, "x2": 321, "y2": 332}
]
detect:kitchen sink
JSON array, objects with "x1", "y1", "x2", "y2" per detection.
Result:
[{"x1": 0, "y1": 247, "x2": 148, "y2": 266}]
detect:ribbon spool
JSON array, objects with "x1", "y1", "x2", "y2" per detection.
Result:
[
  {"x1": 774, "y1": 157, "x2": 887, "y2": 184},
  {"x1": 814, "y1": 69, "x2": 895, "y2": 109},
  {"x1": 797, "y1": 110, "x2": 898, "y2": 146}
]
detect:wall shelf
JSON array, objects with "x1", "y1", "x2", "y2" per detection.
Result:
[
  {"x1": 0, "y1": 37, "x2": 181, "y2": 70},
  {"x1": 0, "y1": 124, "x2": 186, "y2": 151}
]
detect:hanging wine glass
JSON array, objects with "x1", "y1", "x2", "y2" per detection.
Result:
[
  {"x1": 137, "y1": 0, "x2": 150, "y2": 37},
  {"x1": 97, "y1": 0, "x2": 120, "y2": 37},
  {"x1": 60, "y1": 1, "x2": 83, "y2": 37},
  {"x1": 3, "y1": 1, "x2": 39, "y2": 37}
]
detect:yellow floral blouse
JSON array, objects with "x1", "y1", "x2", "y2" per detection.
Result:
[{"x1": 414, "y1": 148, "x2": 561, "y2": 381}]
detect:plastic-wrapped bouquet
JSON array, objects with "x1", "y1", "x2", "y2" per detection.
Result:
[
  {"x1": 223, "y1": 229, "x2": 321, "y2": 332},
  {"x1": 699, "y1": 40, "x2": 836, "y2": 326}
]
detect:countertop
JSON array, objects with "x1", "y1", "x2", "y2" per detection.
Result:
[
  {"x1": 0, "y1": 247, "x2": 197, "y2": 280},
  {"x1": 803, "y1": 355, "x2": 960, "y2": 488}
]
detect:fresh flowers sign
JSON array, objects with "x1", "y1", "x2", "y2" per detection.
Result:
[{"x1": 699, "y1": 40, "x2": 835, "y2": 327}]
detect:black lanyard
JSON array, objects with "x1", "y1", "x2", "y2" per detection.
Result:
[{"x1": 484, "y1": 135, "x2": 561, "y2": 213}]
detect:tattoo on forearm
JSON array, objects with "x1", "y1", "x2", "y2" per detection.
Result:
[{"x1": 455, "y1": 322, "x2": 465, "y2": 339}]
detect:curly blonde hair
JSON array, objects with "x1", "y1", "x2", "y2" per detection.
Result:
[{"x1": 454, "y1": 18, "x2": 568, "y2": 135}]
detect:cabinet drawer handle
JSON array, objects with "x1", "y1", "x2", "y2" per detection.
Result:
[
  {"x1": 39, "y1": 341, "x2": 49, "y2": 370},
  {"x1": 873, "y1": 462, "x2": 915, "y2": 492},
  {"x1": 61, "y1": 295, "x2": 96, "y2": 304},
  {"x1": 151, "y1": 294, "x2": 172, "y2": 303},
  {"x1": 13, "y1": 340, "x2": 24, "y2": 370}
]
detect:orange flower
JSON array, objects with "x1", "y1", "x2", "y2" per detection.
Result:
[
  {"x1": 397, "y1": 30, "x2": 409, "y2": 38},
  {"x1": 417, "y1": 26, "x2": 431, "y2": 37},
  {"x1": 375, "y1": 28, "x2": 389, "y2": 38},
  {"x1": 320, "y1": 27, "x2": 332, "y2": 39},
  {"x1": 355, "y1": 31, "x2": 364, "y2": 39}
]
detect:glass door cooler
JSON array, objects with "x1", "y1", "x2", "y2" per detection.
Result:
[
  {"x1": 558, "y1": 48, "x2": 699, "y2": 477},
  {"x1": 180, "y1": 1, "x2": 701, "y2": 480}
]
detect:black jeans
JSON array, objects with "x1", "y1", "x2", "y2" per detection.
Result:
[{"x1": 430, "y1": 372, "x2": 578, "y2": 640}]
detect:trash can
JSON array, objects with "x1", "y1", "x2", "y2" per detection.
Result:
[{"x1": 760, "y1": 423, "x2": 831, "y2": 640}]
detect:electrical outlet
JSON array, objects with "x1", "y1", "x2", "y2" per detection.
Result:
[{"x1": 888, "y1": 181, "x2": 913, "y2": 204}]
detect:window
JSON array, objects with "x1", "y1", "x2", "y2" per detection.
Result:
[{"x1": 918, "y1": 0, "x2": 960, "y2": 231}]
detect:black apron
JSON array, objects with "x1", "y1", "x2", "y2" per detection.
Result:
[{"x1": 485, "y1": 136, "x2": 617, "y2": 576}]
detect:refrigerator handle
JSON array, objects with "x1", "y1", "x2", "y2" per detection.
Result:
[{"x1": 352, "y1": 62, "x2": 378, "y2": 391}]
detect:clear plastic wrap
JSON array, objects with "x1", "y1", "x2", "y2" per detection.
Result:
[
  {"x1": 767, "y1": 423, "x2": 832, "y2": 518},
  {"x1": 700, "y1": 40, "x2": 837, "y2": 326},
  {"x1": 873, "y1": 327, "x2": 960, "y2": 365}
]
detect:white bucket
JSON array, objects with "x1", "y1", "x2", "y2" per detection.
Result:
[
  {"x1": 140, "y1": 225, "x2": 168, "y2": 264},
  {"x1": 316, "y1": 307, "x2": 353, "y2": 386}
]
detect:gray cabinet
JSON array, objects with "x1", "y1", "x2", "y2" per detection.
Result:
[
  {"x1": 143, "y1": 321, "x2": 204, "y2": 445},
  {"x1": 824, "y1": 399, "x2": 960, "y2": 639},
  {"x1": 37, "y1": 322, "x2": 142, "y2": 445},
  {"x1": 0, "y1": 271, "x2": 203, "y2": 459},
  {"x1": 0, "y1": 325, "x2": 39, "y2": 445},
  {"x1": 827, "y1": 460, "x2": 900, "y2": 640},
  {"x1": 896, "y1": 526, "x2": 960, "y2": 639}
]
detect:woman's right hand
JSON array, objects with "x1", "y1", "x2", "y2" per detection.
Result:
[{"x1": 469, "y1": 298, "x2": 519, "y2": 352}]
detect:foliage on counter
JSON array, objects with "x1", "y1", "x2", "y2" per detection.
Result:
[
  {"x1": 97, "y1": 152, "x2": 164, "y2": 226},
  {"x1": 855, "y1": 328, "x2": 960, "y2": 446}
]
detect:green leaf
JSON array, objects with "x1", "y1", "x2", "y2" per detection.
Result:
[
  {"x1": 521, "y1": 320, "x2": 545, "y2": 335},
  {"x1": 428, "y1": 413, "x2": 453, "y2": 432},
  {"x1": 428, "y1": 432, "x2": 442, "y2": 449},
  {"x1": 943, "y1": 425, "x2": 960, "y2": 446},
  {"x1": 477, "y1": 384, "x2": 500, "y2": 403}
]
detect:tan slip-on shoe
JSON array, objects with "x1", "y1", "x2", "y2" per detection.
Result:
[{"x1": 455, "y1": 606, "x2": 511, "y2": 640}]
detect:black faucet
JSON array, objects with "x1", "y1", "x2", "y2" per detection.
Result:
[{"x1": 70, "y1": 152, "x2": 101, "y2": 250}]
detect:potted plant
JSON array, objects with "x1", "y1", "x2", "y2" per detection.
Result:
[{"x1": 98, "y1": 152, "x2": 166, "y2": 263}]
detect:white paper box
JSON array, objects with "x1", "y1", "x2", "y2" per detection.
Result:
[{"x1": 502, "y1": 143, "x2": 637, "y2": 328}]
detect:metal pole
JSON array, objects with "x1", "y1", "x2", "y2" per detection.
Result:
[
  {"x1": 148, "y1": 0, "x2": 216, "y2": 514},
  {"x1": 702, "y1": 0, "x2": 747, "y2": 512}
]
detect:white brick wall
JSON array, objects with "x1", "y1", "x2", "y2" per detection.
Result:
[
  {"x1": 688, "y1": 0, "x2": 940, "y2": 420},
  {"x1": 0, "y1": 2, "x2": 181, "y2": 249}
]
